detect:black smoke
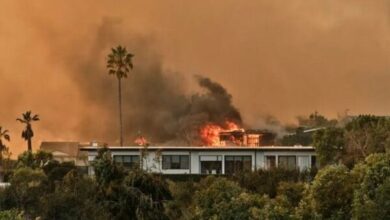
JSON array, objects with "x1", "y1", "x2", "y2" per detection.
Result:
[{"x1": 57, "y1": 18, "x2": 242, "y2": 145}]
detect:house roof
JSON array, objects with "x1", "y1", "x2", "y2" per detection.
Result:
[
  {"x1": 80, "y1": 145, "x2": 315, "y2": 152},
  {"x1": 40, "y1": 141, "x2": 81, "y2": 157}
]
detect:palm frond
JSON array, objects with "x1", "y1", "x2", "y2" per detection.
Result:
[
  {"x1": 16, "y1": 118, "x2": 26, "y2": 123},
  {"x1": 32, "y1": 115, "x2": 40, "y2": 121},
  {"x1": 25, "y1": 111, "x2": 32, "y2": 120}
]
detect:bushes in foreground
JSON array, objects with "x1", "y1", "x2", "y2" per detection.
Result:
[
  {"x1": 166, "y1": 153, "x2": 390, "y2": 220},
  {"x1": 0, "y1": 150, "x2": 389, "y2": 220}
]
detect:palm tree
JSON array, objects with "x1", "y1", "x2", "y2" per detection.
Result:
[
  {"x1": 0, "y1": 127, "x2": 10, "y2": 182},
  {"x1": 0, "y1": 126, "x2": 10, "y2": 161},
  {"x1": 16, "y1": 111, "x2": 39, "y2": 152},
  {"x1": 107, "y1": 45, "x2": 134, "y2": 146}
]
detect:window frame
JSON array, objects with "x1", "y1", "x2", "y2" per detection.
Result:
[
  {"x1": 278, "y1": 155, "x2": 297, "y2": 170},
  {"x1": 162, "y1": 155, "x2": 190, "y2": 170},
  {"x1": 113, "y1": 155, "x2": 140, "y2": 169},
  {"x1": 224, "y1": 155, "x2": 252, "y2": 174},
  {"x1": 266, "y1": 155, "x2": 276, "y2": 169}
]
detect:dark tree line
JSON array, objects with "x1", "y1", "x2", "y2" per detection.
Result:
[{"x1": 0, "y1": 148, "x2": 172, "y2": 220}]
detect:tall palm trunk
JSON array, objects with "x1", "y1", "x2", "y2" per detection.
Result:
[
  {"x1": 27, "y1": 138, "x2": 32, "y2": 152},
  {"x1": 118, "y1": 78, "x2": 123, "y2": 146}
]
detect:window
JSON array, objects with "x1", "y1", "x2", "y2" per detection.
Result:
[
  {"x1": 311, "y1": 156, "x2": 317, "y2": 168},
  {"x1": 201, "y1": 161, "x2": 222, "y2": 174},
  {"x1": 162, "y1": 155, "x2": 189, "y2": 169},
  {"x1": 266, "y1": 156, "x2": 276, "y2": 169},
  {"x1": 297, "y1": 156, "x2": 310, "y2": 171},
  {"x1": 200, "y1": 155, "x2": 222, "y2": 174},
  {"x1": 113, "y1": 155, "x2": 140, "y2": 168},
  {"x1": 225, "y1": 156, "x2": 252, "y2": 174},
  {"x1": 278, "y1": 156, "x2": 296, "y2": 170}
]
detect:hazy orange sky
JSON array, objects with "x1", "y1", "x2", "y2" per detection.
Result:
[{"x1": 0, "y1": 1, "x2": 389, "y2": 155}]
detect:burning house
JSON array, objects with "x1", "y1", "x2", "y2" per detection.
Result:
[
  {"x1": 218, "y1": 129, "x2": 276, "y2": 147},
  {"x1": 45, "y1": 77, "x2": 317, "y2": 176},
  {"x1": 81, "y1": 145, "x2": 316, "y2": 175},
  {"x1": 81, "y1": 126, "x2": 315, "y2": 176},
  {"x1": 42, "y1": 127, "x2": 316, "y2": 176},
  {"x1": 198, "y1": 120, "x2": 276, "y2": 147}
]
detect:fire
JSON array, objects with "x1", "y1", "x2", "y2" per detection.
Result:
[
  {"x1": 225, "y1": 121, "x2": 240, "y2": 130},
  {"x1": 199, "y1": 120, "x2": 241, "y2": 146},
  {"x1": 134, "y1": 135, "x2": 148, "y2": 146}
]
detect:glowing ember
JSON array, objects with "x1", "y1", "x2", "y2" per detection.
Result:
[
  {"x1": 199, "y1": 120, "x2": 241, "y2": 146},
  {"x1": 225, "y1": 121, "x2": 240, "y2": 130},
  {"x1": 134, "y1": 135, "x2": 148, "y2": 146}
]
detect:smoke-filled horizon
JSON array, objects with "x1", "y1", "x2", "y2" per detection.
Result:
[{"x1": 0, "y1": 1, "x2": 389, "y2": 155}]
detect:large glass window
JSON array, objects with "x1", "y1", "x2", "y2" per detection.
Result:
[
  {"x1": 200, "y1": 161, "x2": 222, "y2": 174},
  {"x1": 266, "y1": 156, "x2": 276, "y2": 169},
  {"x1": 200, "y1": 156, "x2": 222, "y2": 174},
  {"x1": 297, "y1": 156, "x2": 310, "y2": 171},
  {"x1": 162, "y1": 155, "x2": 189, "y2": 169},
  {"x1": 225, "y1": 156, "x2": 252, "y2": 174},
  {"x1": 278, "y1": 156, "x2": 296, "y2": 170},
  {"x1": 113, "y1": 155, "x2": 140, "y2": 168}
]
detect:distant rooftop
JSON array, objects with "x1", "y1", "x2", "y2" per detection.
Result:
[{"x1": 40, "y1": 141, "x2": 80, "y2": 157}]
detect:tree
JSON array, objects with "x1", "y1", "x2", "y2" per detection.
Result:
[
  {"x1": 91, "y1": 147, "x2": 125, "y2": 188},
  {"x1": 297, "y1": 111, "x2": 337, "y2": 128},
  {"x1": 16, "y1": 150, "x2": 53, "y2": 169},
  {"x1": 304, "y1": 165, "x2": 355, "y2": 219},
  {"x1": 281, "y1": 111, "x2": 338, "y2": 146},
  {"x1": 281, "y1": 127, "x2": 313, "y2": 146},
  {"x1": 352, "y1": 153, "x2": 390, "y2": 220},
  {"x1": 40, "y1": 170, "x2": 109, "y2": 220},
  {"x1": 0, "y1": 126, "x2": 10, "y2": 161},
  {"x1": 8, "y1": 167, "x2": 47, "y2": 219},
  {"x1": 313, "y1": 127, "x2": 345, "y2": 166},
  {"x1": 110, "y1": 172, "x2": 171, "y2": 220},
  {"x1": 313, "y1": 115, "x2": 390, "y2": 168},
  {"x1": 194, "y1": 176, "x2": 267, "y2": 220},
  {"x1": 42, "y1": 160, "x2": 77, "y2": 191},
  {"x1": 16, "y1": 111, "x2": 39, "y2": 152},
  {"x1": 165, "y1": 180, "x2": 197, "y2": 219},
  {"x1": 233, "y1": 168, "x2": 316, "y2": 198},
  {"x1": 275, "y1": 181, "x2": 305, "y2": 208},
  {"x1": 344, "y1": 115, "x2": 390, "y2": 166},
  {"x1": 0, "y1": 209, "x2": 23, "y2": 220},
  {"x1": 91, "y1": 147, "x2": 171, "y2": 219},
  {"x1": 107, "y1": 46, "x2": 134, "y2": 146},
  {"x1": 0, "y1": 127, "x2": 10, "y2": 181}
]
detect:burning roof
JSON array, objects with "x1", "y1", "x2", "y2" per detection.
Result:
[{"x1": 198, "y1": 121, "x2": 276, "y2": 147}]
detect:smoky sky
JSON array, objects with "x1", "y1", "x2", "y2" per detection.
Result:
[{"x1": 0, "y1": 0, "x2": 389, "y2": 155}]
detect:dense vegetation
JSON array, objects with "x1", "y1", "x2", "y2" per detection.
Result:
[{"x1": 0, "y1": 114, "x2": 388, "y2": 219}]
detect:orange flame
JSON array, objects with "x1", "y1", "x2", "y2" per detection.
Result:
[
  {"x1": 199, "y1": 120, "x2": 241, "y2": 146},
  {"x1": 134, "y1": 135, "x2": 148, "y2": 146}
]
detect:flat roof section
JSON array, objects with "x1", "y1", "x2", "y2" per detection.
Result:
[{"x1": 80, "y1": 146, "x2": 315, "y2": 152}]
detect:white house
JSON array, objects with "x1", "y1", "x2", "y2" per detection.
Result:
[{"x1": 81, "y1": 145, "x2": 317, "y2": 175}]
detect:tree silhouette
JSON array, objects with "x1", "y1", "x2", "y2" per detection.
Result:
[
  {"x1": 0, "y1": 126, "x2": 10, "y2": 161},
  {"x1": 107, "y1": 46, "x2": 134, "y2": 146},
  {"x1": 17, "y1": 111, "x2": 39, "y2": 152},
  {"x1": 0, "y1": 126, "x2": 10, "y2": 181}
]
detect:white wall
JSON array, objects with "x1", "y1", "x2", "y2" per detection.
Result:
[{"x1": 85, "y1": 149, "x2": 316, "y2": 175}]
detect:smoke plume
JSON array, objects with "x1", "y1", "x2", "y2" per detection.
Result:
[{"x1": 47, "y1": 18, "x2": 242, "y2": 145}]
